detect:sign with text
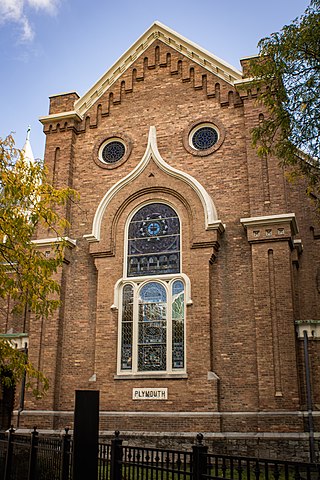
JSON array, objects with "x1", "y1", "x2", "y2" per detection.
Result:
[{"x1": 133, "y1": 388, "x2": 168, "y2": 400}]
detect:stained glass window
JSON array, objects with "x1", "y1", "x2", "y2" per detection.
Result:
[
  {"x1": 121, "y1": 284, "x2": 133, "y2": 370},
  {"x1": 102, "y1": 141, "x2": 125, "y2": 163},
  {"x1": 192, "y1": 127, "x2": 218, "y2": 150},
  {"x1": 127, "y1": 203, "x2": 180, "y2": 277},
  {"x1": 119, "y1": 202, "x2": 185, "y2": 375},
  {"x1": 172, "y1": 280, "x2": 185, "y2": 369},
  {"x1": 120, "y1": 280, "x2": 185, "y2": 373},
  {"x1": 138, "y1": 282, "x2": 167, "y2": 371}
]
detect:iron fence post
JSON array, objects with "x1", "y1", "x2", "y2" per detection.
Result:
[
  {"x1": 3, "y1": 425, "x2": 15, "y2": 480},
  {"x1": 61, "y1": 427, "x2": 72, "y2": 480},
  {"x1": 192, "y1": 433, "x2": 208, "y2": 480},
  {"x1": 28, "y1": 426, "x2": 39, "y2": 480},
  {"x1": 110, "y1": 431, "x2": 123, "y2": 480}
]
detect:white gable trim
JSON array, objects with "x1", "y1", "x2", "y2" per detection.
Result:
[
  {"x1": 84, "y1": 126, "x2": 222, "y2": 243},
  {"x1": 75, "y1": 21, "x2": 242, "y2": 117}
]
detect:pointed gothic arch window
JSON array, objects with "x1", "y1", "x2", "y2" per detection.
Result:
[{"x1": 117, "y1": 203, "x2": 186, "y2": 376}]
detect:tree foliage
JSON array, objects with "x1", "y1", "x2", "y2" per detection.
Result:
[
  {"x1": 249, "y1": 0, "x2": 320, "y2": 206},
  {"x1": 0, "y1": 134, "x2": 77, "y2": 394},
  {"x1": 0, "y1": 340, "x2": 49, "y2": 397}
]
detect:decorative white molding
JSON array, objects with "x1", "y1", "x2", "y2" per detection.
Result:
[
  {"x1": 240, "y1": 213, "x2": 298, "y2": 235},
  {"x1": 294, "y1": 239, "x2": 303, "y2": 254},
  {"x1": 39, "y1": 111, "x2": 83, "y2": 124},
  {"x1": 0, "y1": 333, "x2": 29, "y2": 350},
  {"x1": 84, "y1": 126, "x2": 222, "y2": 243},
  {"x1": 234, "y1": 77, "x2": 255, "y2": 86},
  {"x1": 114, "y1": 373, "x2": 188, "y2": 380},
  {"x1": 49, "y1": 91, "x2": 79, "y2": 99},
  {"x1": 32, "y1": 237, "x2": 77, "y2": 248},
  {"x1": 74, "y1": 21, "x2": 242, "y2": 117},
  {"x1": 40, "y1": 23, "x2": 244, "y2": 124},
  {"x1": 295, "y1": 320, "x2": 320, "y2": 339}
]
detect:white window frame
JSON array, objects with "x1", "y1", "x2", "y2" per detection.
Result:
[
  {"x1": 114, "y1": 201, "x2": 191, "y2": 378},
  {"x1": 116, "y1": 278, "x2": 188, "y2": 377}
]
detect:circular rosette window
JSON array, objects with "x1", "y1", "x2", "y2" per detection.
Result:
[
  {"x1": 101, "y1": 140, "x2": 125, "y2": 163},
  {"x1": 191, "y1": 125, "x2": 218, "y2": 150},
  {"x1": 94, "y1": 134, "x2": 132, "y2": 169},
  {"x1": 183, "y1": 119, "x2": 225, "y2": 156}
]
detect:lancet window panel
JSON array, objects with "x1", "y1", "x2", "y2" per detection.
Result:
[
  {"x1": 121, "y1": 284, "x2": 134, "y2": 370},
  {"x1": 172, "y1": 280, "x2": 185, "y2": 369},
  {"x1": 138, "y1": 282, "x2": 167, "y2": 371},
  {"x1": 127, "y1": 203, "x2": 180, "y2": 277}
]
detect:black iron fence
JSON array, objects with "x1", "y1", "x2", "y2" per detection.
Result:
[
  {"x1": 0, "y1": 428, "x2": 319, "y2": 480},
  {"x1": 0, "y1": 426, "x2": 72, "y2": 480}
]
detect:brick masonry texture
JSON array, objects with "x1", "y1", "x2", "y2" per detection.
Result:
[{"x1": 1, "y1": 31, "x2": 320, "y2": 460}]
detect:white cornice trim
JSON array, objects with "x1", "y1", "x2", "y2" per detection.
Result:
[
  {"x1": 294, "y1": 239, "x2": 303, "y2": 253},
  {"x1": 295, "y1": 320, "x2": 320, "y2": 340},
  {"x1": 84, "y1": 126, "x2": 220, "y2": 243},
  {"x1": 240, "y1": 54, "x2": 259, "y2": 61},
  {"x1": 0, "y1": 334, "x2": 29, "y2": 349},
  {"x1": 234, "y1": 77, "x2": 255, "y2": 86},
  {"x1": 74, "y1": 21, "x2": 242, "y2": 117},
  {"x1": 32, "y1": 237, "x2": 77, "y2": 248},
  {"x1": 240, "y1": 213, "x2": 298, "y2": 235},
  {"x1": 39, "y1": 111, "x2": 83, "y2": 124},
  {"x1": 49, "y1": 91, "x2": 79, "y2": 99}
]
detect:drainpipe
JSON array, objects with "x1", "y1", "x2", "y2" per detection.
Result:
[
  {"x1": 303, "y1": 330, "x2": 316, "y2": 463},
  {"x1": 16, "y1": 343, "x2": 28, "y2": 429}
]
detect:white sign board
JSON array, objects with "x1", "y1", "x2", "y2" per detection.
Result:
[{"x1": 133, "y1": 388, "x2": 168, "y2": 400}]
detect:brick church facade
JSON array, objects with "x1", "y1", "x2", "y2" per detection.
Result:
[{"x1": 3, "y1": 22, "x2": 320, "y2": 458}]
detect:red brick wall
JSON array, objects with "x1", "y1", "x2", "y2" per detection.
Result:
[{"x1": 5, "y1": 39, "x2": 319, "y2": 436}]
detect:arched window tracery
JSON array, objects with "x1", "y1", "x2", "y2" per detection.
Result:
[
  {"x1": 127, "y1": 203, "x2": 180, "y2": 277},
  {"x1": 118, "y1": 202, "x2": 187, "y2": 375}
]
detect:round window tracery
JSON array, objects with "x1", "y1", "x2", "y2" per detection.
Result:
[
  {"x1": 99, "y1": 139, "x2": 126, "y2": 164},
  {"x1": 183, "y1": 119, "x2": 225, "y2": 156},
  {"x1": 191, "y1": 126, "x2": 219, "y2": 150},
  {"x1": 189, "y1": 123, "x2": 219, "y2": 151},
  {"x1": 102, "y1": 141, "x2": 126, "y2": 163},
  {"x1": 95, "y1": 135, "x2": 132, "y2": 168}
]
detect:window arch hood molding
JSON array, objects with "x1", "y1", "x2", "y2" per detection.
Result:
[{"x1": 84, "y1": 126, "x2": 224, "y2": 244}]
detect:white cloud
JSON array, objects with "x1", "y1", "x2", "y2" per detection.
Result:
[
  {"x1": 20, "y1": 14, "x2": 34, "y2": 41},
  {"x1": 0, "y1": 0, "x2": 60, "y2": 41},
  {"x1": 27, "y1": 0, "x2": 59, "y2": 14},
  {"x1": 0, "y1": 0, "x2": 24, "y2": 21}
]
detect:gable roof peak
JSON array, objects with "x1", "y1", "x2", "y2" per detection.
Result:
[{"x1": 74, "y1": 21, "x2": 243, "y2": 118}]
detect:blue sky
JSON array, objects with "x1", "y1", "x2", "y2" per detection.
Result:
[{"x1": 0, "y1": 0, "x2": 309, "y2": 160}]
